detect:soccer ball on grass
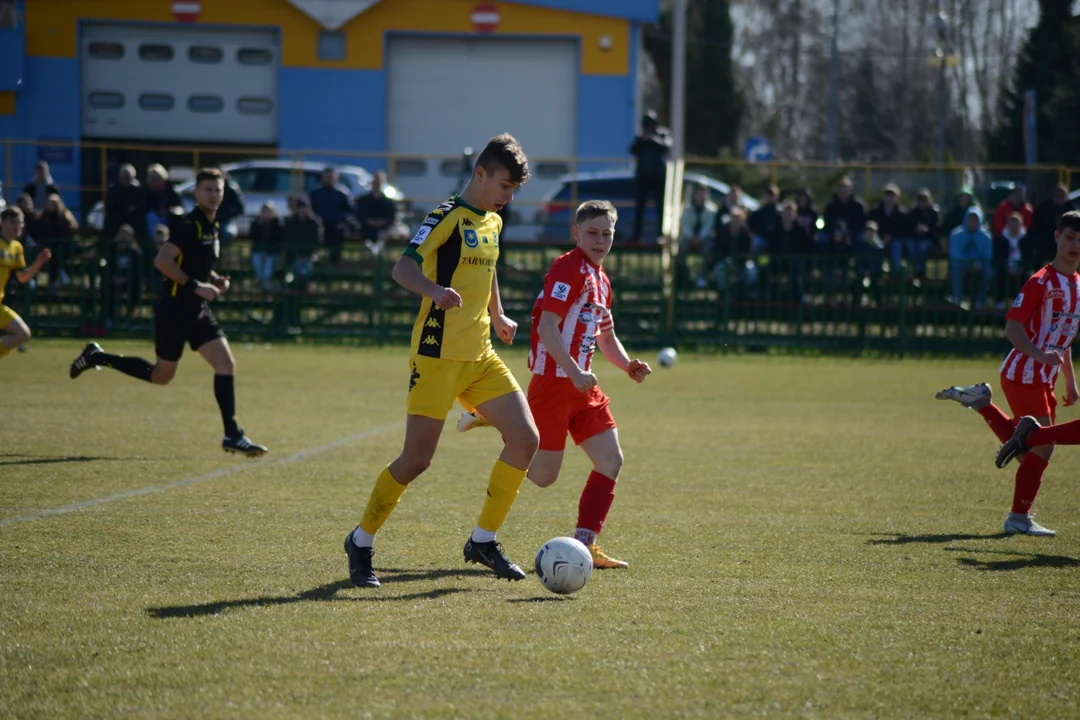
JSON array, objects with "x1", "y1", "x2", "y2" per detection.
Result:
[
  {"x1": 657, "y1": 347, "x2": 678, "y2": 368},
  {"x1": 535, "y1": 537, "x2": 593, "y2": 595}
]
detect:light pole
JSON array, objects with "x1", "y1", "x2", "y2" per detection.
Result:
[
  {"x1": 827, "y1": 0, "x2": 840, "y2": 164},
  {"x1": 932, "y1": 11, "x2": 959, "y2": 196},
  {"x1": 671, "y1": 0, "x2": 687, "y2": 161}
]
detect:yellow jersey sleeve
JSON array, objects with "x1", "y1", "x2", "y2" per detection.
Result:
[
  {"x1": 8, "y1": 240, "x2": 26, "y2": 270},
  {"x1": 403, "y1": 199, "x2": 457, "y2": 267}
]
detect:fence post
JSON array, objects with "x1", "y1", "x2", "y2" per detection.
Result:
[
  {"x1": 99, "y1": 144, "x2": 108, "y2": 206},
  {"x1": 374, "y1": 247, "x2": 387, "y2": 344},
  {"x1": 897, "y1": 261, "x2": 907, "y2": 358}
]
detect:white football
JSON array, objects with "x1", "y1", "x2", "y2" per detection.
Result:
[
  {"x1": 657, "y1": 347, "x2": 678, "y2": 368},
  {"x1": 535, "y1": 537, "x2": 593, "y2": 595}
]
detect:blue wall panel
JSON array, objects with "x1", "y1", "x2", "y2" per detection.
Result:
[
  {"x1": 0, "y1": 0, "x2": 26, "y2": 92},
  {"x1": 508, "y1": 0, "x2": 658, "y2": 23},
  {"x1": 278, "y1": 67, "x2": 387, "y2": 170},
  {"x1": 15, "y1": 56, "x2": 82, "y2": 211},
  {"x1": 576, "y1": 74, "x2": 635, "y2": 170}
]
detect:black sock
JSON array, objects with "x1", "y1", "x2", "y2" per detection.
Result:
[
  {"x1": 214, "y1": 374, "x2": 240, "y2": 437},
  {"x1": 99, "y1": 353, "x2": 153, "y2": 383}
]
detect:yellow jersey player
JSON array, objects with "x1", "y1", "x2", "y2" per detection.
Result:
[
  {"x1": 344, "y1": 134, "x2": 540, "y2": 588},
  {"x1": 0, "y1": 207, "x2": 51, "y2": 360}
]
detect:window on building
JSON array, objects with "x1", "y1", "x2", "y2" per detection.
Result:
[
  {"x1": 536, "y1": 162, "x2": 571, "y2": 179},
  {"x1": 237, "y1": 48, "x2": 273, "y2": 66},
  {"x1": 139, "y1": 44, "x2": 175, "y2": 62},
  {"x1": 237, "y1": 97, "x2": 274, "y2": 115},
  {"x1": 188, "y1": 95, "x2": 224, "y2": 113},
  {"x1": 317, "y1": 31, "x2": 346, "y2": 61},
  {"x1": 188, "y1": 46, "x2": 223, "y2": 64},
  {"x1": 393, "y1": 159, "x2": 427, "y2": 177},
  {"x1": 88, "y1": 42, "x2": 124, "y2": 60},
  {"x1": 139, "y1": 93, "x2": 175, "y2": 111},
  {"x1": 88, "y1": 91, "x2": 125, "y2": 109}
]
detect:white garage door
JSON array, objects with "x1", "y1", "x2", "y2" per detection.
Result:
[
  {"x1": 81, "y1": 25, "x2": 279, "y2": 143},
  {"x1": 386, "y1": 36, "x2": 577, "y2": 221}
]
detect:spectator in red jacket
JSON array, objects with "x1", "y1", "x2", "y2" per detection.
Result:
[{"x1": 992, "y1": 185, "x2": 1033, "y2": 238}]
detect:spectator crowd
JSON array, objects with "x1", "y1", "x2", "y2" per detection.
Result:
[
  {"x1": 677, "y1": 175, "x2": 1075, "y2": 309},
  {"x1": 5, "y1": 160, "x2": 397, "y2": 329}
]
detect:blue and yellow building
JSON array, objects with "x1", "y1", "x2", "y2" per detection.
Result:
[{"x1": 0, "y1": 0, "x2": 658, "y2": 213}]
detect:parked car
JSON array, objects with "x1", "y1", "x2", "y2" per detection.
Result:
[
  {"x1": 536, "y1": 169, "x2": 758, "y2": 241},
  {"x1": 86, "y1": 160, "x2": 405, "y2": 238}
]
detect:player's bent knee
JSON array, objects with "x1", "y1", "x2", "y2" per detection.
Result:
[
  {"x1": 528, "y1": 470, "x2": 559, "y2": 488},
  {"x1": 151, "y1": 365, "x2": 176, "y2": 385}
]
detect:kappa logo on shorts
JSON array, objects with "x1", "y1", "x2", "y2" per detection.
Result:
[
  {"x1": 411, "y1": 226, "x2": 432, "y2": 246},
  {"x1": 425, "y1": 316, "x2": 441, "y2": 328},
  {"x1": 1013, "y1": 293, "x2": 1024, "y2": 308},
  {"x1": 551, "y1": 282, "x2": 571, "y2": 302},
  {"x1": 423, "y1": 336, "x2": 439, "y2": 346},
  {"x1": 464, "y1": 229, "x2": 479, "y2": 248}
]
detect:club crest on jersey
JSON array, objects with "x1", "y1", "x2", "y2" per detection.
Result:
[
  {"x1": 464, "y1": 229, "x2": 479, "y2": 248},
  {"x1": 1013, "y1": 293, "x2": 1024, "y2": 307},
  {"x1": 551, "y1": 282, "x2": 571, "y2": 301}
]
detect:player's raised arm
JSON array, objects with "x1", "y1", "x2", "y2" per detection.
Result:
[
  {"x1": 1005, "y1": 319, "x2": 1061, "y2": 366},
  {"x1": 14, "y1": 247, "x2": 49, "y2": 284},
  {"x1": 489, "y1": 270, "x2": 517, "y2": 344},
  {"x1": 536, "y1": 310, "x2": 596, "y2": 392},
  {"x1": 597, "y1": 329, "x2": 651, "y2": 383}
]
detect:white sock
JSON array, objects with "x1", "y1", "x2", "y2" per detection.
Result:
[
  {"x1": 352, "y1": 527, "x2": 376, "y2": 548},
  {"x1": 574, "y1": 528, "x2": 597, "y2": 546},
  {"x1": 471, "y1": 527, "x2": 497, "y2": 543}
]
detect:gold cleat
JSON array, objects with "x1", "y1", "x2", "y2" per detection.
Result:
[
  {"x1": 588, "y1": 545, "x2": 628, "y2": 569},
  {"x1": 457, "y1": 411, "x2": 492, "y2": 432}
]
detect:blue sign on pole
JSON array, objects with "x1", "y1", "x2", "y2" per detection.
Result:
[
  {"x1": 744, "y1": 136, "x2": 774, "y2": 164},
  {"x1": 1023, "y1": 89, "x2": 1037, "y2": 167}
]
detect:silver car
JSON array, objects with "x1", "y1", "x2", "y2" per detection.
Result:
[{"x1": 86, "y1": 160, "x2": 404, "y2": 237}]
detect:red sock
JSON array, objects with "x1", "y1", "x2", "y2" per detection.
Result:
[
  {"x1": 977, "y1": 403, "x2": 1016, "y2": 444},
  {"x1": 1028, "y1": 418, "x2": 1080, "y2": 447},
  {"x1": 1012, "y1": 453, "x2": 1048, "y2": 514},
  {"x1": 576, "y1": 471, "x2": 617, "y2": 536}
]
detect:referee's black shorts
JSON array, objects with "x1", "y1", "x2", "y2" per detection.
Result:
[{"x1": 154, "y1": 298, "x2": 225, "y2": 362}]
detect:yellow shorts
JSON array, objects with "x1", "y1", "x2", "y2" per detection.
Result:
[
  {"x1": 407, "y1": 350, "x2": 521, "y2": 420},
  {"x1": 0, "y1": 303, "x2": 20, "y2": 329}
]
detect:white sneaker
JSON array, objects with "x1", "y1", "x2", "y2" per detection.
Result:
[
  {"x1": 457, "y1": 411, "x2": 490, "y2": 433},
  {"x1": 935, "y1": 382, "x2": 992, "y2": 410},
  {"x1": 1003, "y1": 514, "x2": 1056, "y2": 537}
]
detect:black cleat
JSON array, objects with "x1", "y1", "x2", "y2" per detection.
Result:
[
  {"x1": 344, "y1": 527, "x2": 380, "y2": 588},
  {"x1": 70, "y1": 342, "x2": 104, "y2": 379},
  {"x1": 463, "y1": 538, "x2": 526, "y2": 581},
  {"x1": 222, "y1": 430, "x2": 268, "y2": 458},
  {"x1": 996, "y1": 415, "x2": 1041, "y2": 469}
]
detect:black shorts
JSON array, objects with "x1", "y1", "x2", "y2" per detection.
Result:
[{"x1": 154, "y1": 298, "x2": 225, "y2": 362}]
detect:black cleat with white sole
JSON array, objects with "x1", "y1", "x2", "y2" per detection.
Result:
[
  {"x1": 463, "y1": 538, "x2": 526, "y2": 581},
  {"x1": 996, "y1": 415, "x2": 1041, "y2": 469},
  {"x1": 344, "y1": 527, "x2": 380, "y2": 588},
  {"x1": 222, "y1": 430, "x2": 268, "y2": 458},
  {"x1": 70, "y1": 342, "x2": 104, "y2": 379}
]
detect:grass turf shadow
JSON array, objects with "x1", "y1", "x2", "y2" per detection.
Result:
[
  {"x1": 945, "y1": 546, "x2": 1080, "y2": 571},
  {"x1": 146, "y1": 567, "x2": 497, "y2": 619},
  {"x1": 0, "y1": 455, "x2": 112, "y2": 466},
  {"x1": 867, "y1": 532, "x2": 1008, "y2": 545}
]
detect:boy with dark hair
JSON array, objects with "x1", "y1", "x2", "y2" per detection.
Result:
[
  {"x1": 344, "y1": 133, "x2": 539, "y2": 588},
  {"x1": 461, "y1": 199, "x2": 652, "y2": 568},
  {"x1": 69, "y1": 168, "x2": 267, "y2": 457},
  {"x1": 937, "y1": 210, "x2": 1080, "y2": 536},
  {"x1": 0, "y1": 207, "x2": 51, "y2": 360}
]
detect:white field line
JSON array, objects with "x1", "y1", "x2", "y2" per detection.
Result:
[{"x1": 0, "y1": 422, "x2": 403, "y2": 529}]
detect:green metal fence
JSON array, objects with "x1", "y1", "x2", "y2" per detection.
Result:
[{"x1": 8, "y1": 237, "x2": 1015, "y2": 357}]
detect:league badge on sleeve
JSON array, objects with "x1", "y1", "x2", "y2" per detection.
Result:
[
  {"x1": 411, "y1": 226, "x2": 432, "y2": 246},
  {"x1": 551, "y1": 282, "x2": 571, "y2": 302},
  {"x1": 1013, "y1": 293, "x2": 1024, "y2": 308}
]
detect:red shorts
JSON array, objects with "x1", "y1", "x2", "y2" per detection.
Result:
[
  {"x1": 1000, "y1": 375, "x2": 1057, "y2": 423},
  {"x1": 527, "y1": 373, "x2": 617, "y2": 452}
]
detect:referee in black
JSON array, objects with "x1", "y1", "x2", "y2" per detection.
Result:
[{"x1": 70, "y1": 168, "x2": 267, "y2": 457}]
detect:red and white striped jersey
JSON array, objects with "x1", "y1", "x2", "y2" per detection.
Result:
[
  {"x1": 528, "y1": 247, "x2": 614, "y2": 378},
  {"x1": 1000, "y1": 265, "x2": 1080, "y2": 386}
]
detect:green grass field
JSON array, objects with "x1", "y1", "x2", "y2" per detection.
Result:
[{"x1": 2, "y1": 341, "x2": 1079, "y2": 719}]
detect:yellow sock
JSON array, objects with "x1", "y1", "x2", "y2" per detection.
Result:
[
  {"x1": 359, "y1": 466, "x2": 408, "y2": 535},
  {"x1": 0, "y1": 344, "x2": 10, "y2": 360},
  {"x1": 476, "y1": 459, "x2": 528, "y2": 532}
]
